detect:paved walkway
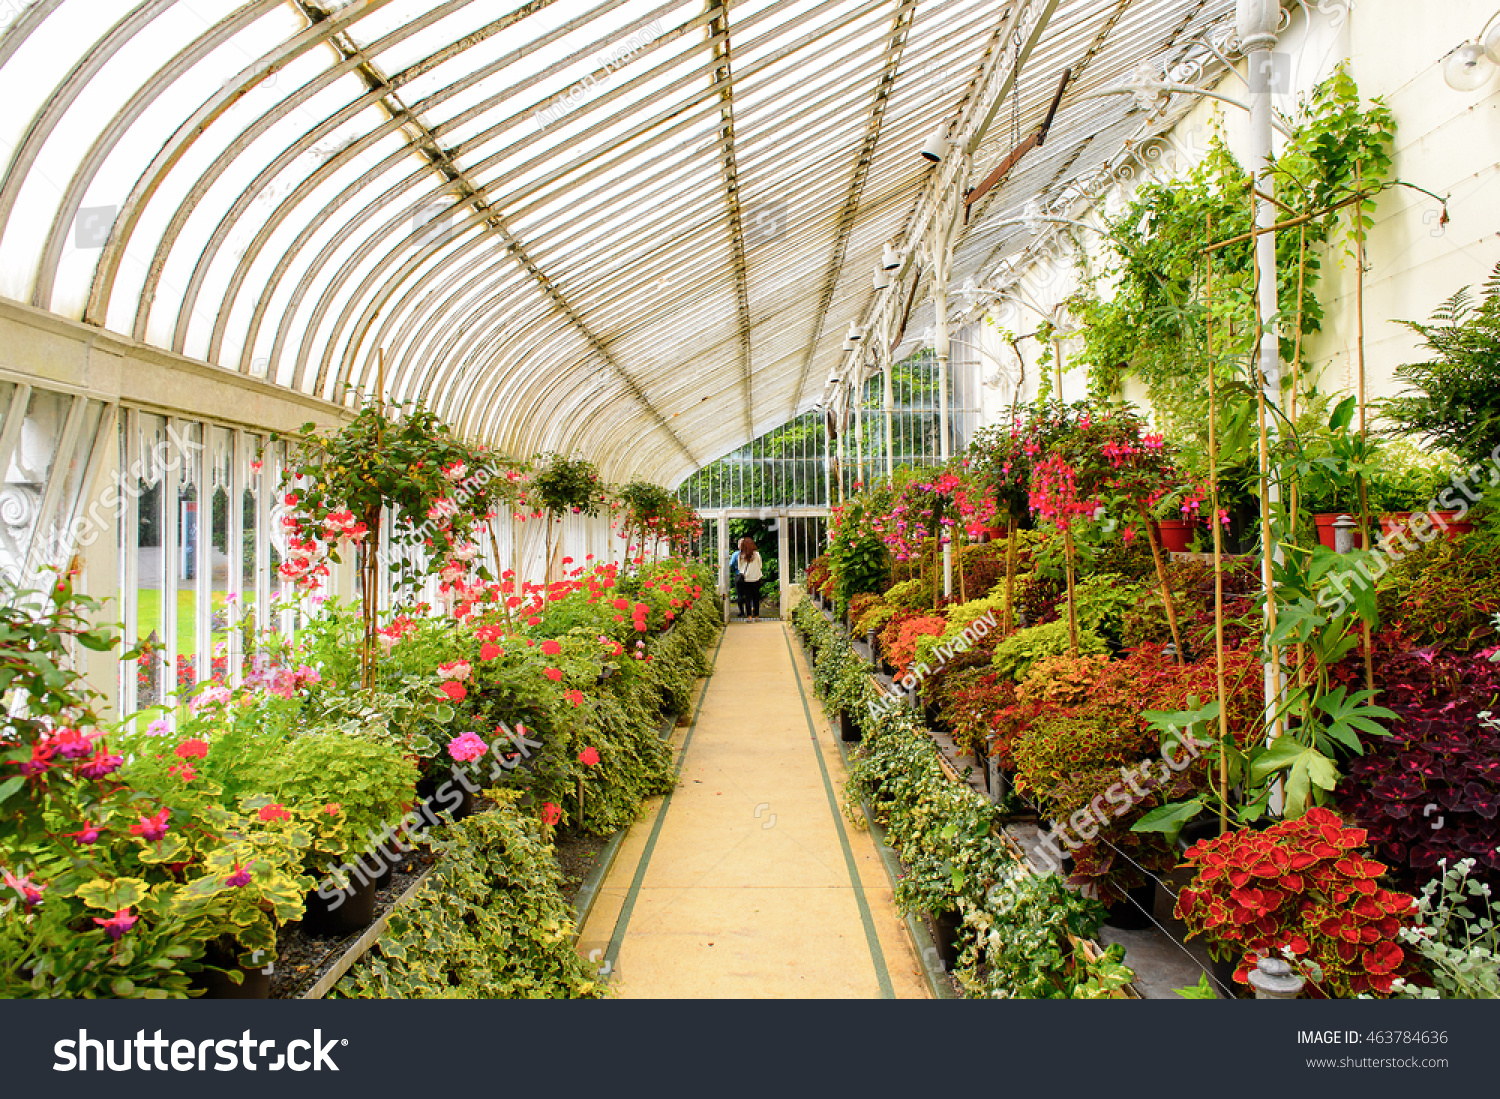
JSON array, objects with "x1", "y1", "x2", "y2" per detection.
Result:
[{"x1": 577, "y1": 619, "x2": 929, "y2": 998}]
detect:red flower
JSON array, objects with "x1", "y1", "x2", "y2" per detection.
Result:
[
  {"x1": 543, "y1": 667, "x2": 563, "y2": 682},
  {"x1": 578, "y1": 746, "x2": 600, "y2": 766},
  {"x1": 479, "y1": 643, "x2": 502, "y2": 661},
  {"x1": 540, "y1": 639, "x2": 562, "y2": 656},
  {"x1": 439, "y1": 681, "x2": 467, "y2": 702},
  {"x1": 565, "y1": 690, "x2": 584, "y2": 708},
  {"x1": 258, "y1": 803, "x2": 291, "y2": 823},
  {"x1": 174, "y1": 739, "x2": 209, "y2": 759},
  {"x1": 541, "y1": 802, "x2": 562, "y2": 826},
  {"x1": 129, "y1": 807, "x2": 170, "y2": 842},
  {"x1": 93, "y1": 907, "x2": 138, "y2": 942}
]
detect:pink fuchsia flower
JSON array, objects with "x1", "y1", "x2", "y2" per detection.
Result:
[
  {"x1": 175, "y1": 739, "x2": 209, "y2": 760},
  {"x1": 541, "y1": 802, "x2": 562, "y2": 826},
  {"x1": 540, "y1": 639, "x2": 562, "y2": 656},
  {"x1": 578, "y1": 746, "x2": 600, "y2": 766},
  {"x1": 93, "y1": 908, "x2": 138, "y2": 942},
  {"x1": 3, "y1": 869, "x2": 45, "y2": 909},
  {"x1": 77, "y1": 749, "x2": 124, "y2": 780},
  {"x1": 225, "y1": 862, "x2": 252, "y2": 888},
  {"x1": 447, "y1": 732, "x2": 489, "y2": 763},
  {"x1": 67, "y1": 822, "x2": 103, "y2": 845},
  {"x1": 439, "y1": 681, "x2": 468, "y2": 703},
  {"x1": 47, "y1": 727, "x2": 97, "y2": 760},
  {"x1": 543, "y1": 667, "x2": 563, "y2": 682},
  {"x1": 130, "y1": 807, "x2": 170, "y2": 842},
  {"x1": 257, "y1": 804, "x2": 291, "y2": 824},
  {"x1": 565, "y1": 690, "x2": 584, "y2": 708},
  {"x1": 18, "y1": 742, "x2": 53, "y2": 777}
]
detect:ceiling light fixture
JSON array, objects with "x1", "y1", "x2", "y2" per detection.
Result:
[
  {"x1": 882, "y1": 243, "x2": 902, "y2": 271},
  {"x1": 874, "y1": 264, "x2": 890, "y2": 290},
  {"x1": 1444, "y1": 10, "x2": 1500, "y2": 90},
  {"x1": 919, "y1": 125, "x2": 950, "y2": 163}
]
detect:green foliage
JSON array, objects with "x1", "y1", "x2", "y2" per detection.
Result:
[
  {"x1": 957, "y1": 865, "x2": 1110, "y2": 999},
  {"x1": 883, "y1": 577, "x2": 932, "y2": 610},
  {"x1": 1064, "y1": 574, "x2": 1149, "y2": 647},
  {"x1": 1394, "y1": 859, "x2": 1500, "y2": 999},
  {"x1": 334, "y1": 798, "x2": 602, "y2": 998},
  {"x1": 990, "y1": 621, "x2": 1108, "y2": 683},
  {"x1": 1383, "y1": 264, "x2": 1500, "y2": 465},
  {"x1": 527, "y1": 453, "x2": 609, "y2": 517}
]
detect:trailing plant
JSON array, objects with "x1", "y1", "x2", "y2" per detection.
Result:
[{"x1": 1392, "y1": 858, "x2": 1500, "y2": 999}]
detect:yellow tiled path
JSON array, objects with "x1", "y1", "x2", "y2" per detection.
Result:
[{"x1": 576, "y1": 620, "x2": 929, "y2": 998}]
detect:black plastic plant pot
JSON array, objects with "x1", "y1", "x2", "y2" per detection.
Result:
[
  {"x1": 929, "y1": 909, "x2": 963, "y2": 971},
  {"x1": 302, "y1": 872, "x2": 379, "y2": 938},
  {"x1": 195, "y1": 941, "x2": 272, "y2": 999},
  {"x1": 1102, "y1": 881, "x2": 1156, "y2": 931},
  {"x1": 419, "y1": 782, "x2": 476, "y2": 828},
  {"x1": 839, "y1": 709, "x2": 862, "y2": 743}
]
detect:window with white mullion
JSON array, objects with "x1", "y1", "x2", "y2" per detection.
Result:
[
  {"x1": 159, "y1": 419, "x2": 182, "y2": 716},
  {"x1": 119, "y1": 410, "x2": 139, "y2": 719},
  {"x1": 227, "y1": 429, "x2": 246, "y2": 683}
]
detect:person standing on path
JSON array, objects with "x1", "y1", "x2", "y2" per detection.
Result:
[
  {"x1": 736, "y1": 536, "x2": 763, "y2": 621},
  {"x1": 728, "y1": 545, "x2": 742, "y2": 618}
]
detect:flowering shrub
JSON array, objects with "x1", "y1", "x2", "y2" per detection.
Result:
[{"x1": 1174, "y1": 808, "x2": 1418, "y2": 996}]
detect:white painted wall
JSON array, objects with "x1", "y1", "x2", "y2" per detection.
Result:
[{"x1": 974, "y1": 0, "x2": 1500, "y2": 424}]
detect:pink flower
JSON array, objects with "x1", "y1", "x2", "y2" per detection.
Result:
[
  {"x1": 258, "y1": 804, "x2": 291, "y2": 823},
  {"x1": 225, "y1": 862, "x2": 252, "y2": 888},
  {"x1": 93, "y1": 908, "x2": 138, "y2": 942},
  {"x1": 436, "y1": 660, "x2": 472, "y2": 683},
  {"x1": 541, "y1": 802, "x2": 562, "y2": 826},
  {"x1": 448, "y1": 732, "x2": 489, "y2": 763},
  {"x1": 129, "y1": 808, "x2": 170, "y2": 842},
  {"x1": 47, "y1": 727, "x2": 97, "y2": 760},
  {"x1": 76, "y1": 748, "x2": 124, "y2": 780},
  {"x1": 439, "y1": 681, "x2": 467, "y2": 703},
  {"x1": 324, "y1": 802, "x2": 341, "y2": 816},
  {"x1": 67, "y1": 822, "x2": 103, "y2": 845},
  {"x1": 578, "y1": 746, "x2": 600, "y2": 766},
  {"x1": 175, "y1": 739, "x2": 209, "y2": 760},
  {"x1": 3, "y1": 869, "x2": 44, "y2": 909}
]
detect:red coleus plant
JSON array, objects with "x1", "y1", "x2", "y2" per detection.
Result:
[{"x1": 1175, "y1": 807, "x2": 1417, "y2": 997}]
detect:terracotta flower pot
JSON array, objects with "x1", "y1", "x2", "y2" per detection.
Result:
[
  {"x1": 1153, "y1": 519, "x2": 1195, "y2": 553},
  {"x1": 1379, "y1": 511, "x2": 1473, "y2": 542},
  {"x1": 1313, "y1": 513, "x2": 1363, "y2": 550}
]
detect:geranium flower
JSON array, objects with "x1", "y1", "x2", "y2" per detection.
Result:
[
  {"x1": 130, "y1": 807, "x2": 171, "y2": 842},
  {"x1": 323, "y1": 802, "x2": 341, "y2": 816},
  {"x1": 565, "y1": 690, "x2": 584, "y2": 708},
  {"x1": 578, "y1": 746, "x2": 600, "y2": 766},
  {"x1": 448, "y1": 732, "x2": 489, "y2": 763},
  {"x1": 257, "y1": 804, "x2": 291, "y2": 823},
  {"x1": 540, "y1": 639, "x2": 562, "y2": 656},
  {"x1": 175, "y1": 739, "x2": 209, "y2": 760},
  {"x1": 543, "y1": 667, "x2": 563, "y2": 682},
  {"x1": 436, "y1": 660, "x2": 472, "y2": 683},
  {"x1": 145, "y1": 718, "x2": 172, "y2": 736},
  {"x1": 93, "y1": 908, "x2": 138, "y2": 942},
  {"x1": 167, "y1": 762, "x2": 197, "y2": 782},
  {"x1": 439, "y1": 681, "x2": 467, "y2": 703},
  {"x1": 541, "y1": 802, "x2": 562, "y2": 826},
  {"x1": 225, "y1": 862, "x2": 252, "y2": 888}
]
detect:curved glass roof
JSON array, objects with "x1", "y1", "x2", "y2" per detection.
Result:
[{"x1": 0, "y1": 0, "x2": 1237, "y2": 484}]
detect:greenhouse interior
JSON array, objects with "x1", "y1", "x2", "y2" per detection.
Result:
[{"x1": 2, "y1": 0, "x2": 1500, "y2": 1011}]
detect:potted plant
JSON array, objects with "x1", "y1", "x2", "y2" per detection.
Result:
[{"x1": 1174, "y1": 807, "x2": 1417, "y2": 996}]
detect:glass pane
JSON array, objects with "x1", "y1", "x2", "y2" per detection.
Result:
[
  {"x1": 134, "y1": 412, "x2": 168, "y2": 710},
  {"x1": 208, "y1": 425, "x2": 232, "y2": 684},
  {"x1": 173, "y1": 421, "x2": 201, "y2": 698}
]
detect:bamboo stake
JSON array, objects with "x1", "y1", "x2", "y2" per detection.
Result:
[
  {"x1": 1205, "y1": 213, "x2": 1230, "y2": 834},
  {"x1": 1353, "y1": 166, "x2": 1376, "y2": 696},
  {"x1": 1291, "y1": 225, "x2": 1309, "y2": 691},
  {"x1": 1063, "y1": 523, "x2": 1080, "y2": 658},
  {"x1": 1003, "y1": 513, "x2": 1019, "y2": 636},
  {"x1": 1139, "y1": 506, "x2": 1185, "y2": 664}
]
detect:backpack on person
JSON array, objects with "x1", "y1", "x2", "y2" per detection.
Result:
[{"x1": 739, "y1": 551, "x2": 762, "y2": 583}]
